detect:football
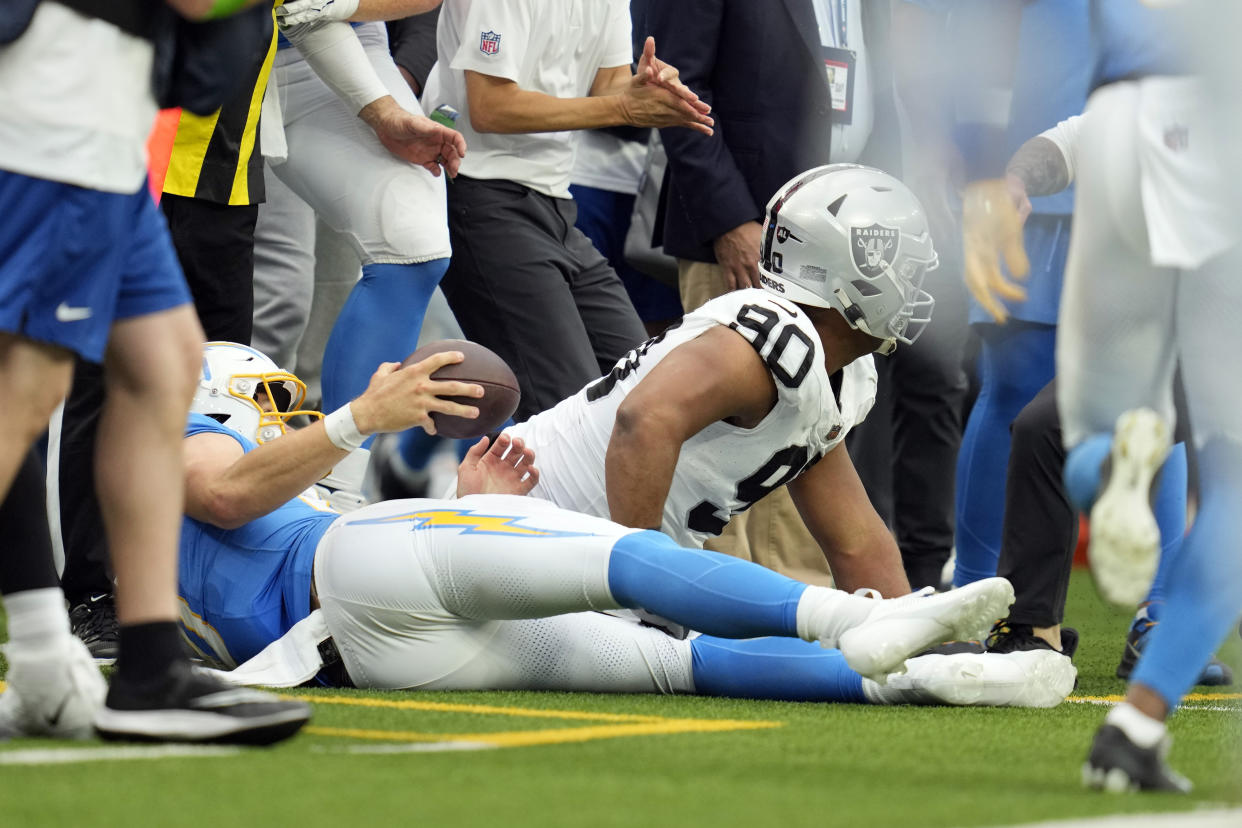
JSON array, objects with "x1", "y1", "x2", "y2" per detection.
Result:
[{"x1": 401, "y1": 339, "x2": 520, "y2": 439}]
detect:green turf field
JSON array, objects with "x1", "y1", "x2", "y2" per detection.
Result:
[{"x1": 2, "y1": 571, "x2": 1239, "y2": 828}]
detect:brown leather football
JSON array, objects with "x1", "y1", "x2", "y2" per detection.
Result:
[{"x1": 401, "y1": 339, "x2": 520, "y2": 439}]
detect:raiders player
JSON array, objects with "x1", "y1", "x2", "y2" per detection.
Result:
[{"x1": 501, "y1": 164, "x2": 935, "y2": 597}]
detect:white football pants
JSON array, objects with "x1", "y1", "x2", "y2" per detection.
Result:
[
  {"x1": 313, "y1": 495, "x2": 694, "y2": 693},
  {"x1": 1056, "y1": 78, "x2": 1242, "y2": 452}
]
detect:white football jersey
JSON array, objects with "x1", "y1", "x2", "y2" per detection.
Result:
[{"x1": 507, "y1": 289, "x2": 877, "y2": 547}]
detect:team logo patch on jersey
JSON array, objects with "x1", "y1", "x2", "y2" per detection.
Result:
[
  {"x1": 479, "y1": 30, "x2": 501, "y2": 55},
  {"x1": 346, "y1": 508, "x2": 599, "y2": 538},
  {"x1": 851, "y1": 223, "x2": 899, "y2": 278}
]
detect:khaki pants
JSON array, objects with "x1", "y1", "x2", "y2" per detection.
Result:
[{"x1": 678, "y1": 259, "x2": 834, "y2": 587}]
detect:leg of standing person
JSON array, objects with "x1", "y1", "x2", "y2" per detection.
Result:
[
  {"x1": 251, "y1": 166, "x2": 318, "y2": 370},
  {"x1": 1055, "y1": 79, "x2": 1238, "y2": 791},
  {"x1": 268, "y1": 41, "x2": 452, "y2": 421},
  {"x1": 954, "y1": 323, "x2": 1057, "y2": 587},
  {"x1": 57, "y1": 190, "x2": 263, "y2": 662},
  {"x1": 570, "y1": 181, "x2": 681, "y2": 338},
  {"x1": 441, "y1": 177, "x2": 646, "y2": 421},
  {"x1": 884, "y1": 257, "x2": 970, "y2": 591}
]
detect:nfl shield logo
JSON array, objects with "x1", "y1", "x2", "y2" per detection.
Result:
[
  {"x1": 480, "y1": 30, "x2": 501, "y2": 55},
  {"x1": 850, "y1": 223, "x2": 899, "y2": 278}
]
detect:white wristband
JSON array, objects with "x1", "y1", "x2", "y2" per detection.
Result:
[{"x1": 324, "y1": 403, "x2": 367, "y2": 451}]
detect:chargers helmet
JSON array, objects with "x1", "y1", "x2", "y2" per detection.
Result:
[
  {"x1": 192, "y1": 342, "x2": 320, "y2": 443},
  {"x1": 758, "y1": 164, "x2": 937, "y2": 356}
]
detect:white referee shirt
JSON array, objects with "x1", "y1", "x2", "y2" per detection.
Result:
[
  {"x1": 422, "y1": 0, "x2": 633, "y2": 199},
  {"x1": 0, "y1": 2, "x2": 156, "y2": 193}
]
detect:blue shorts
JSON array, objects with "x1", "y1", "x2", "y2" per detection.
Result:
[{"x1": 0, "y1": 170, "x2": 193, "y2": 363}]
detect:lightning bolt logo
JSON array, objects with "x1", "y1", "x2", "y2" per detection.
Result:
[{"x1": 345, "y1": 508, "x2": 599, "y2": 538}]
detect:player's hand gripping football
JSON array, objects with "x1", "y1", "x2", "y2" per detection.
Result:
[
  {"x1": 961, "y1": 176, "x2": 1031, "y2": 324},
  {"x1": 350, "y1": 353, "x2": 483, "y2": 438},
  {"x1": 456, "y1": 433, "x2": 540, "y2": 498},
  {"x1": 359, "y1": 97, "x2": 468, "y2": 177}
]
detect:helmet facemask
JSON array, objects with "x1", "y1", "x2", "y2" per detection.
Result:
[{"x1": 194, "y1": 343, "x2": 323, "y2": 443}]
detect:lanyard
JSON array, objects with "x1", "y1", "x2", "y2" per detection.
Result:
[{"x1": 812, "y1": 0, "x2": 848, "y2": 49}]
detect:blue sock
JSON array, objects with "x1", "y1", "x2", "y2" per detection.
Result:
[
  {"x1": 690, "y1": 636, "x2": 867, "y2": 702},
  {"x1": 1145, "y1": 443, "x2": 1188, "y2": 607},
  {"x1": 1063, "y1": 433, "x2": 1112, "y2": 512},
  {"x1": 607, "y1": 531, "x2": 806, "y2": 640},
  {"x1": 1130, "y1": 439, "x2": 1242, "y2": 710},
  {"x1": 320, "y1": 259, "x2": 448, "y2": 444}
]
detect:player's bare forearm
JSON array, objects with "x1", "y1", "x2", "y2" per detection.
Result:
[
  {"x1": 788, "y1": 447, "x2": 911, "y2": 597},
  {"x1": 467, "y1": 72, "x2": 628, "y2": 134},
  {"x1": 185, "y1": 427, "x2": 350, "y2": 529},
  {"x1": 1006, "y1": 136, "x2": 1069, "y2": 198},
  {"x1": 466, "y1": 72, "x2": 712, "y2": 135},
  {"x1": 604, "y1": 417, "x2": 682, "y2": 531},
  {"x1": 349, "y1": 0, "x2": 441, "y2": 21}
]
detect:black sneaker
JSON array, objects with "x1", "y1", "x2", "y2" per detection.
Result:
[
  {"x1": 1116, "y1": 606, "x2": 1234, "y2": 686},
  {"x1": 986, "y1": 621, "x2": 1079, "y2": 659},
  {"x1": 1082, "y1": 723, "x2": 1192, "y2": 793},
  {"x1": 69, "y1": 593, "x2": 120, "y2": 665},
  {"x1": 94, "y1": 659, "x2": 311, "y2": 746}
]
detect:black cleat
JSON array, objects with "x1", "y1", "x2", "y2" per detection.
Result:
[
  {"x1": 69, "y1": 593, "x2": 120, "y2": 665},
  {"x1": 1082, "y1": 723, "x2": 1192, "y2": 793},
  {"x1": 1116, "y1": 607, "x2": 1233, "y2": 686},
  {"x1": 986, "y1": 621, "x2": 1079, "y2": 659},
  {"x1": 94, "y1": 660, "x2": 311, "y2": 746}
]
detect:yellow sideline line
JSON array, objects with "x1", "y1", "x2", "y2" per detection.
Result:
[
  {"x1": 1071, "y1": 692, "x2": 1242, "y2": 703},
  {"x1": 306, "y1": 718, "x2": 781, "y2": 749},
  {"x1": 287, "y1": 693, "x2": 672, "y2": 723}
]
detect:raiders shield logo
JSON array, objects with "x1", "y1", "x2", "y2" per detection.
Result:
[{"x1": 851, "y1": 224, "x2": 899, "y2": 278}]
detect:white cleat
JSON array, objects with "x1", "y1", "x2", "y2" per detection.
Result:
[
  {"x1": 0, "y1": 637, "x2": 106, "y2": 740},
  {"x1": 888, "y1": 649, "x2": 1077, "y2": 708},
  {"x1": 1089, "y1": 408, "x2": 1171, "y2": 607},
  {"x1": 837, "y1": 577, "x2": 1015, "y2": 681}
]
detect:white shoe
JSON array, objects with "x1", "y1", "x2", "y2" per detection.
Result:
[
  {"x1": 0, "y1": 637, "x2": 106, "y2": 740},
  {"x1": 1089, "y1": 408, "x2": 1170, "y2": 607},
  {"x1": 837, "y1": 577, "x2": 1015, "y2": 681},
  {"x1": 889, "y1": 649, "x2": 1077, "y2": 708}
]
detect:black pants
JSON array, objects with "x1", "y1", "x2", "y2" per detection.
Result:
[
  {"x1": 57, "y1": 197, "x2": 257, "y2": 606},
  {"x1": 846, "y1": 261, "x2": 970, "y2": 590},
  {"x1": 996, "y1": 380, "x2": 1076, "y2": 627},
  {"x1": 439, "y1": 176, "x2": 648, "y2": 421}
]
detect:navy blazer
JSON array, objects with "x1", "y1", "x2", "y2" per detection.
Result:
[{"x1": 642, "y1": 0, "x2": 835, "y2": 263}]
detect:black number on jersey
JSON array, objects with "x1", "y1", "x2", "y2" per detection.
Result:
[
  {"x1": 685, "y1": 444, "x2": 823, "y2": 536},
  {"x1": 728, "y1": 303, "x2": 815, "y2": 389},
  {"x1": 585, "y1": 321, "x2": 682, "y2": 402}
]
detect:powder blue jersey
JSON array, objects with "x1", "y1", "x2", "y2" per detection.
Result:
[
  {"x1": 177, "y1": 413, "x2": 338, "y2": 667},
  {"x1": 1090, "y1": 0, "x2": 1191, "y2": 91}
]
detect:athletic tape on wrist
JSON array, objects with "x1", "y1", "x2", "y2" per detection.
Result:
[{"x1": 324, "y1": 403, "x2": 366, "y2": 451}]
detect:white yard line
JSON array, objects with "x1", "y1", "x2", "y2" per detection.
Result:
[
  {"x1": 0, "y1": 744, "x2": 241, "y2": 766},
  {"x1": 993, "y1": 807, "x2": 1242, "y2": 828}
]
